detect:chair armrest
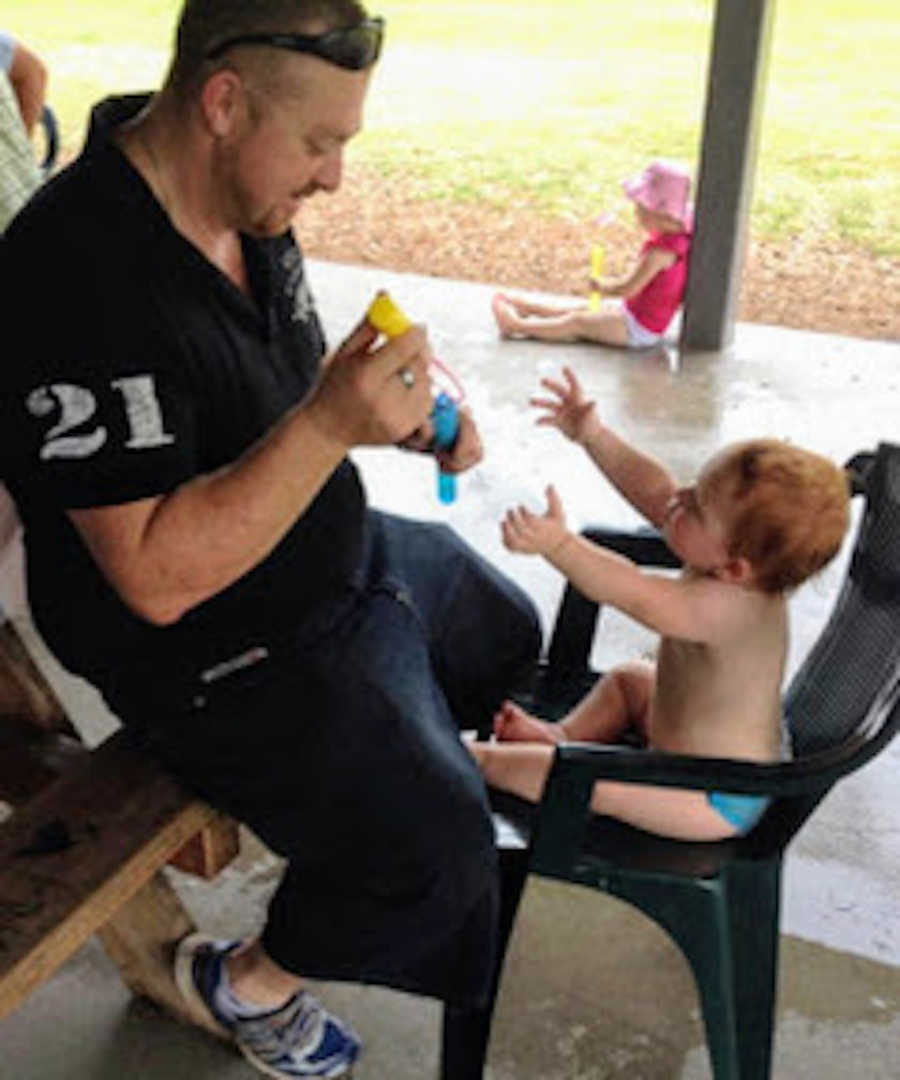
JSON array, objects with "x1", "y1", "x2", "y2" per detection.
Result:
[
  {"x1": 526, "y1": 741, "x2": 848, "y2": 881},
  {"x1": 553, "y1": 660, "x2": 900, "y2": 795},
  {"x1": 550, "y1": 742, "x2": 829, "y2": 797}
]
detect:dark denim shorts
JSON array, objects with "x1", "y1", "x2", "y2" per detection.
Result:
[{"x1": 107, "y1": 510, "x2": 541, "y2": 1007}]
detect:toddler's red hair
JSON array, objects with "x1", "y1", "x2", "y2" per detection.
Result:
[{"x1": 714, "y1": 439, "x2": 850, "y2": 593}]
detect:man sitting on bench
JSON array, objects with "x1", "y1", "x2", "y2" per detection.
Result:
[{"x1": 0, "y1": 2, "x2": 541, "y2": 1077}]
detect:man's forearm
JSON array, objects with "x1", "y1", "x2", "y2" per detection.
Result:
[{"x1": 71, "y1": 398, "x2": 349, "y2": 625}]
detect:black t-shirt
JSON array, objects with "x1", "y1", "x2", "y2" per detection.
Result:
[{"x1": 0, "y1": 95, "x2": 365, "y2": 684}]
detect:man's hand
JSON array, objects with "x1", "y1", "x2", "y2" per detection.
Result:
[
  {"x1": 306, "y1": 313, "x2": 434, "y2": 449},
  {"x1": 501, "y1": 485, "x2": 570, "y2": 557},
  {"x1": 398, "y1": 402, "x2": 482, "y2": 473},
  {"x1": 530, "y1": 366, "x2": 603, "y2": 447},
  {"x1": 434, "y1": 406, "x2": 483, "y2": 474}
]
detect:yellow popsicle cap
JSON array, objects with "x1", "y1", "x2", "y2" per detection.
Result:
[{"x1": 367, "y1": 292, "x2": 411, "y2": 337}]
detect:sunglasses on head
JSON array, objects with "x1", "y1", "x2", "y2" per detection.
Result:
[{"x1": 205, "y1": 15, "x2": 384, "y2": 71}]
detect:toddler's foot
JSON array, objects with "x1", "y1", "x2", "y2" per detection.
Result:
[
  {"x1": 491, "y1": 294, "x2": 518, "y2": 338},
  {"x1": 463, "y1": 737, "x2": 490, "y2": 770},
  {"x1": 493, "y1": 700, "x2": 562, "y2": 744}
]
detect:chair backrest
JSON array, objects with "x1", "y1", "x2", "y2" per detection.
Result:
[{"x1": 784, "y1": 442, "x2": 900, "y2": 757}]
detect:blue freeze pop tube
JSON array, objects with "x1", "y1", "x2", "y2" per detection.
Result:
[
  {"x1": 367, "y1": 292, "x2": 460, "y2": 504},
  {"x1": 430, "y1": 391, "x2": 459, "y2": 504}
]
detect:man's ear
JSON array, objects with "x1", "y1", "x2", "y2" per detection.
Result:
[
  {"x1": 200, "y1": 68, "x2": 245, "y2": 137},
  {"x1": 715, "y1": 555, "x2": 755, "y2": 587}
]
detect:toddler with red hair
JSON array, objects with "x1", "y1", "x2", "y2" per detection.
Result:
[{"x1": 468, "y1": 366, "x2": 850, "y2": 840}]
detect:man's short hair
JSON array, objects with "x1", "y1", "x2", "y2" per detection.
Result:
[
  {"x1": 167, "y1": 0, "x2": 369, "y2": 97},
  {"x1": 717, "y1": 439, "x2": 850, "y2": 593}
]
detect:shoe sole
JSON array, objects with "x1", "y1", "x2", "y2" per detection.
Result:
[
  {"x1": 239, "y1": 1040, "x2": 357, "y2": 1080},
  {"x1": 173, "y1": 932, "x2": 235, "y2": 1042}
]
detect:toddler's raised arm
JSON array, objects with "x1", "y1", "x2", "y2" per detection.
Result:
[
  {"x1": 501, "y1": 485, "x2": 738, "y2": 644},
  {"x1": 532, "y1": 367, "x2": 677, "y2": 527}
]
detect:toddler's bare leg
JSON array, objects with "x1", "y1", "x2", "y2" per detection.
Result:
[
  {"x1": 466, "y1": 741, "x2": 739, "y2": 840},
  {"x1": 591, "y1": 782, "x2": 739, "y2": 841},
  {"x1": 568, "y1": 308, "x2": 630, "y2": 347},
  {"x1": 496, "y1": 292, "x2": 582, "y2": 319},
  {"x1": 492, "y1": 294, "x2": 586, "y2": 341},
  {"x1": 466, "y1": 739, "x2": 556, "y2": 803},
  {"x1": 558, "y1": 660, "x2": 655, "y2": 744},
  {"x1": 492, "y1": 293, "x2": 630, "y2": 346}
]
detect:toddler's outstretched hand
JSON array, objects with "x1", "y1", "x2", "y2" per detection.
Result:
[
  {"x1": 501, "y1": 485, "x2": 569, "y2": 557},
  {"x1": 530, "y1": 366, "x2": 601, "y2": 446}
]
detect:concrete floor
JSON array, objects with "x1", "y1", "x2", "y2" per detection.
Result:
[{"x1": 1, "y1": 260, "x2": 898, "y2": 1078}]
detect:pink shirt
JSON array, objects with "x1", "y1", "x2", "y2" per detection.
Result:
[{"x1": 625, "y1": 228, "x2": 692, "y2": 334}]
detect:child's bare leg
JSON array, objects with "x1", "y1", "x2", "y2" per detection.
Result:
[
  {"x1": 492, "y1": 294, "x2": 585, "y2": 341},
  {"x1": 493, "y1": 699, "x2": 564, "y2": 744},
  {"x1": 496, "y1": 292, "x2": 582, "y2": 319},
  {"x1": 466, "y1": 722, "x2": 740, "y2": 842},
  {"x1": 568, "y1": 307, "x2": 630, "y2": 347},
  {"x1": 558, "y1": 660, "x2": 655, "y2": 744},
  {"x1": 466, "y1": 739, "x2": 556, "y2": 803},
  {"x1": 492, "y1": 294, "x2": 630, "y2": 346},
  {"x1": 493, "y1": 661, "x2": 654, "y2": 746},
  {"x1": 591, "y1": 781, "x2": 739, "y2": 841}
]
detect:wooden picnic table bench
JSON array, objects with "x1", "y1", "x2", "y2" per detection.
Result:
[{"x1": 0, "y1": 560, "x2": 240, "y2": 1032}]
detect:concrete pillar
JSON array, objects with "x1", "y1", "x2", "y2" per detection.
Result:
[{"x1": 680, "y1": 0, "x2": 777, "y2": 352}]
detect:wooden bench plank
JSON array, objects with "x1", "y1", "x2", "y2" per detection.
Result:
[
  {"x1": 0, "y1": 611, "x2": 241, "y2": 1024},
  {"x1": 0, "y1": 729, "x2": 216, "y2": 1020}
]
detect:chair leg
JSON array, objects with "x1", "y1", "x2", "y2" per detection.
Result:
[
  {"x1": 612, "y1": 856, "x2": 781, "y2": 1080},
  {"x1": 440, "y1": 848, "x2": 529, "y2": 1079},
  {"x1": 710, "y1": 858, "x2": 781, "y2": 1080}
]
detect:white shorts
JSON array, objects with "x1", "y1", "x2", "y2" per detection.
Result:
[{"x1": 620, "y1": 302, "x2": 663, "y2": 348}]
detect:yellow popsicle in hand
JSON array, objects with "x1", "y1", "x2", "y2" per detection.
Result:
[
  {"x1": 366, "y1": 292, "x2": 459, "y2": 504},
  {"x1": 367, "y1": 291, "x2": 411, "y2": 337},
  {"x1": 588, "y1": 244, "x2": 605, "y2": 311}
]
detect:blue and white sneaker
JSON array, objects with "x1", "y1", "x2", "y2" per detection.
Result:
[{"x1": 174, "y1": 933, "x2": 361, "y2": 1078}]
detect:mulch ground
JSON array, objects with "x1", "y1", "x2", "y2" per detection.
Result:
[{"x1": 295, "y1": 163, "x2": 899, "y2": 344}]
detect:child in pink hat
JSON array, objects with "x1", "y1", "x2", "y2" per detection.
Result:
[{"x1": 492, "y1": 159, "x2": 692, "y2": 349}]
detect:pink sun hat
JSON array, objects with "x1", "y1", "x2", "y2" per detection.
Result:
[{"x1": 623, "y1": 159, "x2": 692, "y2": 224}]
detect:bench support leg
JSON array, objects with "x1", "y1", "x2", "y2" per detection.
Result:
[
  {"x1": 97, "y1": 869, "x2": 224, "y2": 1038},
  {"x1": 168, "y1": 815, "x2": 240, "y2": 879}
]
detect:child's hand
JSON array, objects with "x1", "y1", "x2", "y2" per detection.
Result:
[
  {"x1": 501, "y1": 485, "x2": 569, "y2": 556},
  {"x1": 530, "y1": 366, "x2": 602, "y2": 446}
]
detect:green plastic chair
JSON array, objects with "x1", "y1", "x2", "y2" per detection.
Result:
[{"x1": 441, "y1": 441, "x2": 900, "y2": 1080}]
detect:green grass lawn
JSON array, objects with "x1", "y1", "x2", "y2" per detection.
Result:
[{"x1": 10, "y1": 0, "x2": 899, "y2": 255}]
